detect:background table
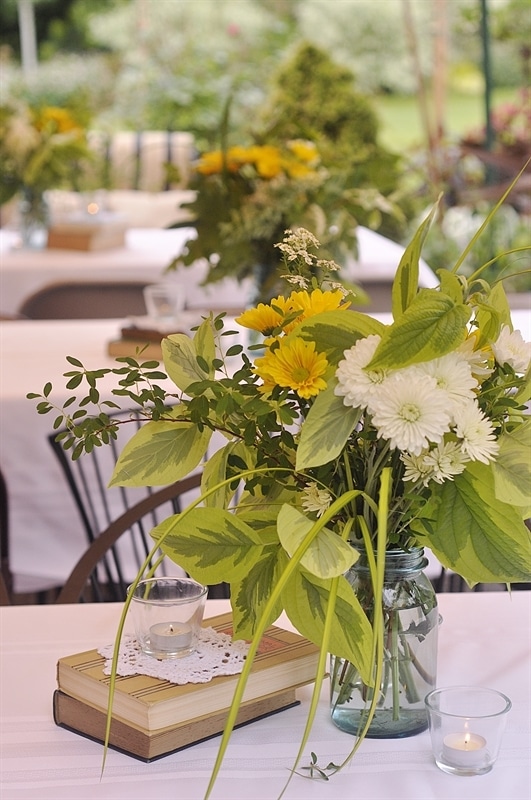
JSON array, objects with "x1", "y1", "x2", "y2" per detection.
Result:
[
  {"x1": 0, "y1": 226, "x2": 438, "y2": 317},
  {"x1": 1, "y1": 593, "x2": 529, "y2": 800},
  {"x1": 0, "y1": 228, "x2": 253, "y2": 315}
]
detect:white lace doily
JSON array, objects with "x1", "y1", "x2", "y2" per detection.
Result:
[{"x1": 98, "y1": 626, "x2": 250, "y2": 684}]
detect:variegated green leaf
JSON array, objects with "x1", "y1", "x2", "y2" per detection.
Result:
[
  {"x1": 161, "y1": 328, "x2": 212, "y2": 393},
  {"x1": 154, "y1": 507, "x2": 265, "y2": 584},
  {"x1": 230, "y1": 546, "x2": 285, "y2": 639},
  {"x1": 392, "y1": 199, "x2": 439, "y2": 318},
  {"x1": 110, "y1": 409, "x2": 212, "y2": 486},
  {"x1": 296, "y1": 381, "x2": 361, "y2": 470},
  {"x1": 282, "y1": 568, "x2": 373, "y2": 685},
  {"x1": 193, "y1": 314, "x2": 216, "y2": 364},
  {"x1": 414, "y1": 460, "x2": 531, "y2": 583},
  {"x1": 368, "y1": 292, "x2": 470, "y2": 370},
  {"x1": 294, "y1": 309, "x2": 385, "y2": 365},
  {"x1": 277, "y1": 504, "x2": 357, "y2": 578},
  {"x1": 493, "y1": 422, "x2": 531, "y2": 512}
]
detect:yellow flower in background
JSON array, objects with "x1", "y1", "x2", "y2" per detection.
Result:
[
  {"x1": 255, "y1": 337, "x2": 328, "y2": 399},
  {"x1": 34, "y1": 106, "x2": 82, "y2": 134},
  {"x1": 287, "y1": 139, "x2": 319, "y2": 163}
]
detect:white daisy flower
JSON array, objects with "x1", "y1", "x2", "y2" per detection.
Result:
[
  {"x1": 423, "y1": 441, "x2": 469, "y2": 483},
  {"x1": 301, "y1": 482, "x2": 332, "y2": 517},
  {"x1": 457, "y1": 334, "x2": 493, "y2": 379},
  {"x1": 401, "y1": 451, "x2": 434, "y2": 487},
  {"x1": 335, "y1": 335, "x2": 386, "y2": 411},
  {"x1": 413, "y1": 353, "x2": 478, "y2": 419},
  {"x1": 454, "y1": 402, "x2": 499, "y2": 463},
  {"x1": 371, "y1": 374, "x2": 452, "y2": 455},
  {"x1": 491, "y1": 325, "x2": 531, "y2": 374}
]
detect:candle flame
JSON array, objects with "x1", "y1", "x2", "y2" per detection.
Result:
[{"x1": 464, "y1": 733, "x2": 471, "y2": 748}]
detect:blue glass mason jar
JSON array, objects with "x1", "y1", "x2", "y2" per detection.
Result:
[{"x1": 330, "y1": 547, "x2": 439, "y2": 738}]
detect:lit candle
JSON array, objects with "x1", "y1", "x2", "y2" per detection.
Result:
[
  {"x1": 442, "y1": 731, "x2": 488, "y2": 768},
  {"x1": 149, "y1": 621, "x2": 192, "y2": 653}
]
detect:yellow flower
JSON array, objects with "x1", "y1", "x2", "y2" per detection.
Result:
[
  {"x1": 196, "y1": 150, "x2": 224, "y2": 175},
  {"x1": 287, "y1": 139, "x2": 319, "y2": 163},
  {"x1": 235, "y1": 295, "x2": 293, "y2": 335},
  {"x1": 282, "y1": 288, "x2": 350, "y2": 333},
  {"x1": 34, "y1": 106, "x2": 82, "y2": 134},
  {"x1": 252, "y1": 145, "x2": 283, "y2": 179},
  {"x1": 254, "y1": 337, "x2": 328, "y2": 399}
]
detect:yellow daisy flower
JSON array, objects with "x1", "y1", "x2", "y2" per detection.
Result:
[
  {"x1": 254, "y1": 338, "x2": 328, "y2": 399},
  {"x1": 236, "y1": 295, "x2": 294, "y2": 335},
  {"x1": 281, "y1": 288, "x2": 350, "y2": 333}
]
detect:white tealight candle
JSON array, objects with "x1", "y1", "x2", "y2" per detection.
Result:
[
  {"x1": 149, "y1": 621, "x2": 192, "y2": 653},
  {"x1": 442, "y1": 732, "x2": 488, "y2": 768}
]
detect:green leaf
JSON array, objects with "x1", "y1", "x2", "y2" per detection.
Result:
[
  {"x1": 277, "y1": 505, "x2": 357, "y2": 578},
  {"x1": 110, "y1": 410, "x2": 212, "y2": 486},
  {"x1": 296, "y1": 381, "x2": 361, "y2": 470},
  {"x1": 415, "y1": 461, "x2": 531, "y2": 584},
  {"x1": 193, "y1": 316, "x2": 216, "y2": 364},
  {"x1": 294, "y1": 309, "x2": 385, "y2": 365},
  {"x1": 368, "y1": 292, "x2": 470, "y2": 370},
  {"x1": 230, "y1": 547, "x2": 285, "y2": 639},
  {"x1": 436, "y1": 269, "x2": 464, "y2": 304},
  {"x1": 202, "y1": 441, "x2": 255, "y2": 508},
  {"x1": 493, "y1": 422, "x2": 531, "y2": 513},
  {"x1": 161, "y1": 334, "x2": 210, "y2": 393},
  {"x1": 282, "y1": 568, "x2": 373, "y2": 684},
  {"x1": 154, "y1": 507, "x2": 265, "y2": 585},
  {"x1": 392, "y1": 199, "x2": 440, "y2": 317}
]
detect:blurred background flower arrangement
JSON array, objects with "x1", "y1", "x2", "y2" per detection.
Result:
[{"x1": 0, "y1": 99, "x2": 93, "y2": 243}]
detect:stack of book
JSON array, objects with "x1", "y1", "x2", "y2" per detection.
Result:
[{"x1": 53, "y1": 613, "x2": 320, "y2": 761}]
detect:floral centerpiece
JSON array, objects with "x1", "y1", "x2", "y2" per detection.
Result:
[
  {"x1": 31, "y1": 193, "x2": 531, "y2": 794},
  {"x1": 0, "y1": 100, "x2": 92, "y2": 243},
  {"x1": 171, "y1": 136, "x2": 393, "y2": 301}
]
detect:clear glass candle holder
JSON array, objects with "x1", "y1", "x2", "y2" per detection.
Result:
[
  {"x1": 143, "y1": 283, "x2": 185, "y2": 325},
  {"x1": 425, "y1": 686, "x2": 512, "y2": 776},
  {"x1": 129, "y1": 578, "x2": 207, "y2": 659}
]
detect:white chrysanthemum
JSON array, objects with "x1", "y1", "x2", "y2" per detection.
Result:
[
  {"x1": 413, "y1": 353, "x2": 478, "y2": 418},
  {"x1": 491, "y1": 325, "x2": 531, "y2": 373},
  {"x1": 457, "y1": 335, "x2": 493, "y2": 379},
  {"x1": 371, "y1": 374, "x2": 452, "y2": 455},
  {"x1": 335, "y1": 335, "x2": 386, "y2": 411},
  {"x1": 401, "y1": 451, "x2": 434, "y2": 487},
  {"x1": 454, "y1": 402, "x2": 499, "y2": 463},
  {"x1": 423, "y1": 441, "x2": 469, "y2": 483},
  {"x1": 301, "y1": 482, "x2": 332, "y2": 517}
]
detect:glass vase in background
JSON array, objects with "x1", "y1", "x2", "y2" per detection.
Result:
[
  {"x1": 18, "y1": 187, "x2": 50, "y2": 248},
  {"x1": 330, "y1": 547, "x2": 439, "y2": 739}
]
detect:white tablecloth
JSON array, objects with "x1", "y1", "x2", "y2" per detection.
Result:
[
  {"x1": 1, "y1": 593, "x2": 529, "y2": 800},
  {"x1": 0, "y1": 228, "x2": 253, "y2": 315},
  {"x1": 0, "y1": 226, "x2": 438, "y2": 317}
]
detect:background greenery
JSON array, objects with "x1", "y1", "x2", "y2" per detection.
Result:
[{"x1": 1, "y1": 0, "x2": 529, "y2": 289}]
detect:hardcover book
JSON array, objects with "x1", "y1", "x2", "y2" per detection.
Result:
[
  {"x1": 55, "y1": 614, "x2": 320, "y2": 732},
  {"x1": 53, "y1": 687, "x2": 299, "y2": 761}
]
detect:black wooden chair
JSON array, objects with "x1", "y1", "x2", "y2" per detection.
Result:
[
  {"x1": 0, "y1": 467, "x2": 12, "y2": 605},
  {"x1": 55, "y1": 475, "x2": 228, "y2": 603},
  {"x1": 18, "y1": 280, "x2": 150, "y2": 319}
]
